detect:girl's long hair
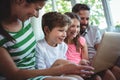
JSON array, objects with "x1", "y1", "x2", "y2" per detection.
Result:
[{"x1": 65, "y1": 12, "x2": 83, "y2": 52}]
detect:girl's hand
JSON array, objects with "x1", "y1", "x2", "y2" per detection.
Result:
[{"x1": 79, "y1": 59, "x2": 90, "y2": 66}]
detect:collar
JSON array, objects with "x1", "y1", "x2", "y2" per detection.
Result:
[{"x1": 81, "y1": 26, "x2": 90, "y2": 36}]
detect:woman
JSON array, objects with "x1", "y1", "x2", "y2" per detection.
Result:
[{"x1": 0, "y1": 0, "x2": 94, "y2": 80}]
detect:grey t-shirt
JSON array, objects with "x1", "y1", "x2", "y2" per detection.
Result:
[{"x1": 82, "y1": 26, "x2": 101, "y2": 59}]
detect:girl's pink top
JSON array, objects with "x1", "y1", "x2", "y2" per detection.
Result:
[{"x1": 66, "y1": 37, "x2": 86, "y2": 64}]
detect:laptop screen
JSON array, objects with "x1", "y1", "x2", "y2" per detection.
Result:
[{"x1": 91, "y1": 32, "x2": 120, "y2": 73}]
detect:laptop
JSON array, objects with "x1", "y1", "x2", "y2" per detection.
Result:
[{"x1": 91, "y1": 32, "x2": 120, "y2": 73}]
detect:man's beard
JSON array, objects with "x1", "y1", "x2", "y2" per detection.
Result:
[{"x1": 80, "y1": 24, "x2": 88, "y2": 34}]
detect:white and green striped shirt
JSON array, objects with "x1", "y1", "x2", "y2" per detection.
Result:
[
  {"x1": 0, "y1": 20, "x2": 46, "y2": 80},
  {"x1": 0, "y1": 20, "x2": 36, "y2": 69}
]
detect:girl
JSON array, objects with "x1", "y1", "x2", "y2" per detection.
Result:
[
  {"x1": 64, "y1": 12, "x2": 89, "y2": 65},
  {"x1": 64, "y1": 12, "x2": 101, "y2": 80}
]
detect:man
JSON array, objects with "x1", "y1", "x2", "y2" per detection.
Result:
[{"x1": 72, "y1": 3, "x2": 102, "y2": 61}]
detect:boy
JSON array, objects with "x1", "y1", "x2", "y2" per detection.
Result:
[{"x1": 36, "y1": 12, "x2": 84, "y2": 80}]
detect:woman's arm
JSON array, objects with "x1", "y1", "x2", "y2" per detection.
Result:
[
  {"x1": 0, "y1": 47, "x2": 94, "y2": 80},
  {"x1": 0, "y1": 47, "x2": 43, "y2": 80}
]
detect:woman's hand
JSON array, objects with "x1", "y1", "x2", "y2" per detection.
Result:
[
  {"x1": 59, "y1": 62, "x2": 94, "y2": 76},
  {"x1": 50, "y1": 59, "x2": 94, "y2": 76}
]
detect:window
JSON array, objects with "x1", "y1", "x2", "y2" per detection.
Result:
[
  {"x1": 109, "y1": 0, "x2": 120, "y2": 32},
  {"x1": 44, "y1": 0, "x2": 71, "y2": 13},
  {"x1": 44, "y1": 0, "x2": 120, "y2": 32}
]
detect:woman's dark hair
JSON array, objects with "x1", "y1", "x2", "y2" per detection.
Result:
[
  {"x1": 42, "y1": 12, "x2": 71, "y2": 35},
  {"x1": 0, "y1": 0, "x2": 47, "y2": 42},
  {"x1": 65, "y1": 12, "x2": 83, "y2": 52},
  {"x1": 0, "y1": 0, "x2": 14, "y2": 41},
  {"x1": 26, "y1": 0, "x2": 47, "y2": 3}
]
